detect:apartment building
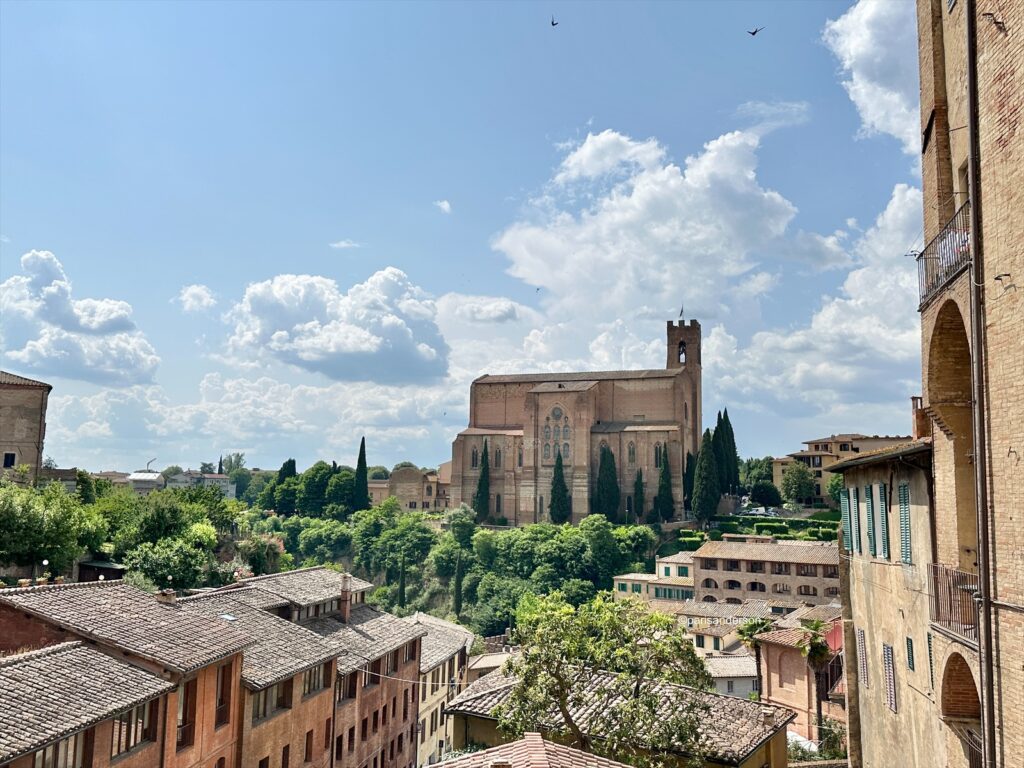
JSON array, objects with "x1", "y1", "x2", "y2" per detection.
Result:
[
  {"x1": 612, "y1": 551, "x2": 695, "y2": 603},
  {"x1": 692, "y1": 539, "x2": 840, "y2": 605},
  {"x1": 402, "y1": 613, "x2": 473, "y2": 766},
  {"x1": 0, "y1": 370, "x2": 51, "y2": 484},
  {"x1": 368, "y1": 464, "x2": 452, "y2": 512},
  {"x1": 0, "y1": 581, "x2": 251, "y2": 768},
  {"x1": 166, "y1": 470, "x2": 237, "y2": 499},
  {"x1": 772, "y1": 433, "x2": 909, "y2": 506},
  {"x1": 703, "y1": 654, "x2": 758, "y2": 699}
]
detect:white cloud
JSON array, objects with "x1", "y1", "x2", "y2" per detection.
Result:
[
  {"x1": 176, "y1": 284, "x2": 217, "y2": 313},
  {"x1": 433, "y1": 200, "x2": 452, "y2": 214},
  {"x1": 329, "y1": 239, "x2": 362, "y2": 250},
  {"x1": 436, "y1": 294, "x2": 539, "y2": 325},
  {"x1": 735, "y1": 100, "x2": 811, "y2": 135},
  {"x1": 0, "y1": 250, "x2": 159, "y2": 385},
  {"x1": 225, "y1": 268, "x2": 449, "y2": 383},
  {"x1": 823, "y1": 0, "x2": 920, "y2": 154},
  {"x1": 553, "y1": 129, "x2": 665, "y2": 183}
]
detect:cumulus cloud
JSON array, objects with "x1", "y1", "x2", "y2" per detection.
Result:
[
  {"x1": 823, "y1": 0, "x2": 920, "y2": 154},
  {"x1": 225, "y1": 267, "x2": 449, "y2": 383},
  {"x1": 433, "y1": 200, "x2": 452, "y2": 214},
  {"x1": 176, "y1": 284, "x2": 217, "y2": 312},
  {"x1": 329, "y1": 239, "x2": 362, "y2": 249},
  {"x1": 0, "y1": 250, "x2": 159, "y2": 385}
]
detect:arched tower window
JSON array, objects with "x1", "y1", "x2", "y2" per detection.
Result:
[
  {"x1": 627, "y1": 442, "x2": 636, "y2": 465},
  {"x1": 494, "y1": 448, "x2": 502, "y2": 468},
  {"x1": 495, "y1": 494, "x2": 502, "y2": 515},
  {"x1": 654, "y1": 443, "x2": 662, "y2": 467},
  {"x1": 517, "y1": 445, "x2": 523, "y2": 467},
  {"x1": 678, "y1": 340, "x2": 686, "y2": 364},
  {"x1": 471, "y1": 447, "x2": 479, "y2": 468}
]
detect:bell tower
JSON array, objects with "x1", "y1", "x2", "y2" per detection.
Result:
[{"x1": 666, "y1": 319, "x2": 701, "y2": 370}]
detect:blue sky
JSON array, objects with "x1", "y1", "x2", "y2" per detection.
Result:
[{"x1": 1, "y1": 0, "x2": 923, "y2": 473}]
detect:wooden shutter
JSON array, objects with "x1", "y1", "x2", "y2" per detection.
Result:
[
  {"x1": 856, "y1": 628, "x2": 868, "y2": 686},
  {"x1": 927, "y1": 632, "x2": 935, "y2": 689},
  {"x1": 840, "y1": 489, "x2": 852, "y2": 551},
  {"x1": 851, "y1": 487, "x2": 862, "y2": 554},
  {"x1": 883, "y1": 643, "x2": 897, "y2": 712},
  {"x1": 899, "y1": 483, "x2": 912, "y2": 564},
  {"x1": 879, "y1": 482, "x2": 890, "y2": 560},
  {"x1": 865, "y1": 484, "x2": 876, "y2": 556},
  {"x1": 906, "y1": 637, "x2": 915, "y2": 671}
]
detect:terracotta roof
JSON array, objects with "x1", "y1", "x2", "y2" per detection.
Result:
[
  {"x1": 468, "y1": 652, "x2": 512, "y2": 670},
  {"x1": 201, "y1": 584, "x2": 289, "y2": 610},
  {"x1": 0, "y1": 370, "x2": 51, "y2": 389},
  {"x1": 803, "y1": 433, "x2": 910, "y2": 445},
  {"x1": 694, "y1": 540, "x2": 839, "y2": 566},
  {"x1": 0, "y1": 642, "x2": 174, "y2": 763},
  {"x1": 227, "y1": 566, "x2": 373, "y2": 606},
  {"x1": 827, "y1": 439, "x2": 931, "y2": 473},
  {"x1": 403, "y1": 612, "x2": 474, "y2": 673},
  {"x1": 0, "y1": 582, "x2": 250, "y2": 674},
  {"x1": 476, "y1": 368, "x2": 681, "y2": 384},
  {"x1": 653, "y1": 576, "x2": 693, "y2": 587},
  {"x1": 703, "y1": 654, "x2": 758, "y2": 680},
  {"x1": 441, "y1": 732, "x2": 633, "y2": 768},
  {"x1": 776, "y1": 603, "x2": 843, "y2": 628},
  {"x1": 458, "y1": 427, "x2": 526, "y2": 437},
  {"x1": 613, "y1": 572, "x2": 658, "y2": 581},
  {"x1": 753, "y1": 627, "x2": 814, "y2": 648},
  {"x1": 528, "y1": 381, "x2": 598, "y2": 392},
  {"x1": 306, "y1": 604, "x2": 426, "y2": 662},
  {"x1": 180, "y1": 592, "x2": 339, "y2": 689},
  {"x1": 446, "y1": 669, "x2": 794, "y2": 765},
  {"x1": 657, "y1": 551, "x2": 695, "y2": 565}
]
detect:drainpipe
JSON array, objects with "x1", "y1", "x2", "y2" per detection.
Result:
[{"x1": 964, "y1": 1, "x2": 996, "y2": 765}]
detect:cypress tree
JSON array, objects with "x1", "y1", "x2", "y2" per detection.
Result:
[
  {"x1": 397, "y1": 555, "x2": 406, "y2": 608},
  {"x1": 473, "y1": 440, "x2": 491, "y2": 522},
  {"x1": 217, "y1": 455, "x2": 223, "y2": 475},
  {"x1": 452, "y1": 551, "x2": 464, "y2": 616},
  {"x1": 632, "y1": 469, "x2": 645, "y2": 524},
  {"x1": 692, "y1": 428, "x2": 720, "y2": 526},
  {"x1": 549, "y1": 452, "x2": 571, "y2": 524},
  {"x1": 683, "y1": 451, "x2": 696, "y2": 510},
  {"x1": 594, "y1": 445, "x2": 621, "y2": 522},
  {"x1": 654, "y1": 449, "x2": 675, "y2": 522},
  {"x1": 277, "y1": 458, "x2": 297, "y2": 483},
  {"x1": 712, "y1": 412, "x2": 728, "y2": 496},
  {"x1": 352, "y1": 436, "x2": 371, "y2": 511},
  {"x1": 722, "y1": 408, "x2": 740, "y2": 492}
]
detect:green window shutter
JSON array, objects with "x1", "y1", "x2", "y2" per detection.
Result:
[
  {"x1": 865, "y1": 485, "x2": 876, "y2": 556},
  {"x1": 664, "y1": 566, "x2": 670, "y2": 577},
  {"x1": 879, "y1": 482, "x2": 890, "y2": 560},
  {"x1": 840, "y1": 489, "x2": 852, "y2": 551},
  {"x1": 906, "y1": 637, "x2": 915, "y2": 671},
  {"x1": 899, "y1": 483, "x2": 912, "y2": 564},
  {"x1": 851, "y1": 487, "x2": 862, "y2": 554}
]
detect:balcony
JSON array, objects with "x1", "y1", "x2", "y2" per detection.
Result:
[
  {"x1": 929, "y1": 563, "x2": 979, "y2": 644},
  {"x1": 917, "y1": 199, "x2": 971, "y2": 309}
]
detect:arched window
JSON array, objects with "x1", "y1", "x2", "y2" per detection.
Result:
[
  {"x1": 563, "y1": 425, "x2": 570, "y2": 440},
  {"x1": 678, "y1": 340, "x2": 686, "y2": 364},
  {"x1": 654, "y1": 443, "x2": 662, "y2": 467},
  {"x1": 563, "y1": 443, "x2": 570, "y2": 458},
  {"x1": 725, "y1": 598, "x2": 742, "y2": 604},
  {"x1": 702, "y1": 595, "x2": 718, "y2": 603},
  {"x1": 543, "y1": 444, "x2": 551, "y2": 460},
  {"x1": 544, "y1": 425, "x2": 551, "y2": 440},
  {"x1": 798, "y1": 585, "x2": 818, "y2": 597},
  {"x1": 494, "y1": 449, "x2": 502, "y2": 468},
  {"x1": 701, "y1": 578, "x2": 718, "y2": 589},
  {"x1": 725, "y1": 580, "x2": 741, "y2": 591},
  {"x1": 627, "y1": 442, "x2": 636, "y2": 465},
  {"x1": 517, "y1": 445, "x2": 523, "y2": 467},
  {"x1": 471, "y1": 447, "x2": 478, "y2": 468},
  {"x1": 825, "y1": 587, "x2": 840, "y2": 597},
  {"x1": 495, "y1": 494, "x2": 502, "y2": 515},
  {"x1": 554, "y1": 425, "x2": 561, "y2": 441},
  {"x1": 747, "y1": 581, "x2": 766, "y2": 593}
]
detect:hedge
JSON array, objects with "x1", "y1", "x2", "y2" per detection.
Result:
[
  {"x1": 810, "y1": 509, "x2": 842, "y2": 522},
  {"x1": 754, "y1": 522, "x2": 789, "y2": 535},
  {"x1": 713, "y1": 515, "x2": 838, "y2": 532}
]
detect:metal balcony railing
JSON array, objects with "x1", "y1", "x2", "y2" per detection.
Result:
[
  {"x1": 929, "y1": 563, "x2": 979, "y2": 643},
  {"x1": 917, "y1": 200, "x2": 971, "y2": 309}
]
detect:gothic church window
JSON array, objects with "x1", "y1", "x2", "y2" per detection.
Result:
[
  {"x1": 494, "y1": 449, "x2": 502, "y2": 468},
  {"x1": 563, "y1": 425, "x2": 570, "y2": 440},
  {"x1": 554, "y1": 425, "x2": 561, "y2": 441},
  {"x1": 544, "y1": 444, "x2": 551, "y2": 460},
  {"x1": 628, "y1": 442, "x2": 636, "y2": 465},
  {"x1": 517, "y1": 446, "x2": 523, "y2": 467},
  {"x1": 471, "y1": 447, "x2": 478, "y2": 468},
  {"x1": 563, "y1": 443, "x2": 570, "y2": 458},
  {"x1": 654, "y1": 443, "x2": 662, "y2": 466},
  {"x1": 544, "y1": 425, "x2": 551, "y2": 440}
]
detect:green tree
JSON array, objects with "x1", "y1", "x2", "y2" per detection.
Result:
[
  {"x1": 497, "y1": 593, "x2": 711, "y2": 767},
  {"x1": 711, "y1": 413, "x2": 728, "y2": 496},
  {"x1": 548, "y1": 452, "x2": 571, "y2": 524},
  {"x1": 691, "y1": 429, "x2": 720, "y2": 526},
  {"x1": 297, "y1": 460, "x2": 334, "y2": 517},
  {"x1": 161, "y1": 465, "x2": 183, "y2": 479},
  {"x1": 736, "y1": 617, "x2": 775, "y2": 700},
  {"x1": 238, "y1": 534, "x2": 286, "y2": 575},
  {"x1": 683, "y1": 451, "x2": 696, "y2": 510},
  {"x1": 368, "y1": 465, "x2": 390, "y2": 480},
  {"x1": 199, "y1": 461, "x2": 216, "y2": 474},
  {"x1": 593, "y1": 445, "x2": 620, "y2": 522},
  {"x1": 397, "y1": 555, "x2": 407, "y2": 608},
  {"x1": 473, "y1": 440, "x2": 491, "y2": 523},
  {"x1": 721, "y1": 409, "x2": 740, "y2": 493},
  {"x1": 749, "y1": 481, "x2": 783, "y2": 508},
  {"x1": 75, "y1": 469, "x2": 97, "y2": 505},
  {"x1": 352, "y1": 437, "x2": 371, "y2": 511},
  {"x1": 797, "y1": 619, "x2": 835, "y2": 745},
  {"x1": 0, "y1": 481, "x2": 96, "y2": 574},
  {"x1": 826, "y1": 473, "x2": 845, "y2": 506},
  {"x1": 228, "y1": 467, "x2": 252, "y2": 501},
  {"x1": 274, "y1": 476, "x2": 300, "y2": 516},
  {"x1": 632, "y1": 469, "x2": 644, "y2": 524},
  {"x1": 653, "y1": 450, "x2": 675, "y2": 523},
  {"x1": 452, "y1": 549, "x2": 465, "y2": 616},
  {"x1": 217, "y1": 456, "x2": 224, "y2": 475},
  {"x1": 222, "y1": 452, "x2": 246, "y2": 473},
  {"x1": 277, "y1": 458, "x2": 297, "y2": 484},
  {"x1": 781, "y1": 462, "x2": 815, "y2": 505},
  {"x1": 448, "y1": 506, "x2": 478, "y2": 549},
  {"x1": 742, "y1": 456, "x2": 775, "y2": 488},
  {"x1": 124, "y1": 538, "x2": 207, "y2": 590}
]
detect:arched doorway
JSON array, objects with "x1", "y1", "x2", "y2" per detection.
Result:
[{"x1": 940, "y1": 653, "x2": 982, "y2": 766}]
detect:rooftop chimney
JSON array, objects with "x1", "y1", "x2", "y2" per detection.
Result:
[
  {"x1": 340, "y1": 573, "x2": 353, "y2": 623},
  {"x1": 156, "y1": 588, "x2": 177, "y2": 605},
  {"x1": 761, "y1": 707, "x2": 774, "y2": 728}
]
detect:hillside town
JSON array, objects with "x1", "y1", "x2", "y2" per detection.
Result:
[{"x1": 1, "y1": 1, "x2": 1021, "y2": 768}]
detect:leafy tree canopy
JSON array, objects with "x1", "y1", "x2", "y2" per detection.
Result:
[{"x1": 781, "y1": 462, "x2": 815, "y2": 504}]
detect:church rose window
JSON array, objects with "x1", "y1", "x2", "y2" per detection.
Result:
[{"x1": 552, "y1": 406, "x2": 563, "y2": 420}]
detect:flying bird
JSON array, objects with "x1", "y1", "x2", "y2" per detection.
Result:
[
  {"x1": 747, "y1": 26, "x2": 765, "y2": 36},
  {"x1": 551, "y1": 15, "x2": 558, "y2": 27}
]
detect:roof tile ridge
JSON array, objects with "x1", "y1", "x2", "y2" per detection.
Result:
[
  {"x1": 237, "y1": 565, "x2": 328, "y2": 583},
  {"x1": 0, "y1": 579, "x2": 124, "y2": 597},
  {"x1": 0, "y1": 640, "x2": 83, "y2": 668}
]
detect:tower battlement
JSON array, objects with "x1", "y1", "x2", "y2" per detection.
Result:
[{"x1": 667, "y1": 319, "x2": 701, "y2": 369}]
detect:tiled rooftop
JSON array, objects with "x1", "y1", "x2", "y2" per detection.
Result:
[
  {"x1": 180, "y1": 592, "x2": 340, "y2": 689},
  {"x1": 440, "y1": 732, "x2": 633, "y2": 768},
  {"x1": 613, "y1": 572, "x2": 658, "y2": 581},
  {"x1": 828, "y1": 439, "x2": 931, "y2": 473},
  {"x1": 0, "y1": 642, "x2": 174, "y2": 763},
  {"x1": 476, "y1": 368, "x2": 681, "y2": 384},
  {"x1": 402, "y1": 613, "x2": 474, "y2": 673},
  {"x1": 446, "y1": 669, "x2": 794, "y2": 764},
  {"x1": 0, "y1": 370, "x2": 51, "y2": 388},
  {"x1": 228, "y1": 566, "x2": 373, "y2": 606},
  {"x1": 657, "y1": 551, "x2": 695, "y2": 564},
  {"x1": 693, "y1": 539, "x2": 839, "y2": 566},
  {"x1": 776, "y1": 603, "x2": 843, "y2": 628},
  {"x1": 306, "y1": 604, "x2": 426, "y2": 663},
  {"x1": 0, "y1": 581, "x2": 250, "y2": 674},
  {"x1": 753, "y1": 627, "x2": 816, "y2": 649},
  {"x1": 703, "y1": 654, "x2": 757, "y2": 680}
]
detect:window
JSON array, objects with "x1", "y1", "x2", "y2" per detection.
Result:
[
  {"x1": 3, "y1": 452, "x2": 15, "y2": 468},
  {"x1": 898, "y1": 483, "x2": 912, "y2": 564},
  {"x1": 517, "y1": 445, "x2": 523, "y2": 467},
  {"x1": 713, "y1": 637, "x2": 720, "y2": 650},
  {"x1": 856, "y1": 628, "x2": 868, "y2": 686},
  {"x1": 747, "y1": 581, "x2": 766, "y2": 592},
  {"x1": 338, "y1": 671, "x2": 358, "y2": 702},
  {"x1": 823, "y1": 565, "x2": 839, "y2": 579},
  {"x1": 796, "y1": 564, "x2": 817, "y2": 577},
  {"x1": 727, "y1": 680, "x2": 734, "y2": 694},
  {"x1": 216, "y1": 661, "x2": 232, "y2": 727},
  {"x1": 725, "y1": 559, "x2": 741, "y2": 572},
  {"x1": 654, "y1": 443, "x2": 662, "y2": 467},
  {"x1": 865, "y1": 484, "x2": 876, "y2": 556},
  {"x1": 253, "y1": 680, "x2": 292, "y2": 724},
  {"x1": 494, "y1": 448, "x2": 502, "y2": 467},
  {"x1": 663, "y1": 566, "x2": 671, "y2": 577},
  {"x1": 840, "y1": 488, "x2": 852, "y2": 551},
  {"x1": 701, "y1": 578, "x2": 718, "y2": 589},
  {"x1": 544, "y1": 424, "x2": 551, "y2": 440},
  {"x1": 347, "y1": 726, "x2": 355, "y2": 752},
  {"x1": 495, "y1": 494, "x2": 502, "y2": 515},
  {"x1": 701, "y1": 558, "x2": 718, "y2": 570},
  {"x1": 554, "y1": 425, "x2": 561, "y2": 441},
  {"x1": 176, "y1": 679, "x2": 197, "y2": 749},
  {"x1": 563, "y1": 425, "x2": 570, "y2": 440},
  {"x1": 617, "y1": 582, "x2": 627, "y2": 592},
  {"x1": 426, "y1": 485, "x2": 432, "y2": 496},
  {"x1": 771, "y1": 562, "x2": 791, "y2": 575},
  {"x1": 883, "y1": 644, "x2": 897, "y2": 712},
  {"x1": 678, "y1": 565, "x2": 688, "y2": 577},
  {"x1": 632, "y1": 583, "x2": 641, "y2": 593},
  {"x1": 305, "y1": 730, "x2": 314, "y2": 762},
  {"x1": 217, "y1": 760, "x2": 226, "y2": 768},
  {"x1": 405, "y1": 640, "x2": 417, "y2": 662},
  {"x1": 773, "y1": 583, "x2": 791, "y2": 594},
  {"x1": 906, "y1": 637, "x2": 916, "y2": 671},
  {"x1": 725, "y1": 580, "x2": 741, "y2": 590},
  {"x1": 259, "y1": 759, "x2": 270, "y2": 768},
  {"x1": 797, "y1": 585, "x2": 818, "y2": 596},
  {"x1": 747, "y1": 561, "x2": 765, "y2": 573},
  {"x1": 281, "y1": 745, "x2": 290, "y2": 768},
  {"x1": 361, "y1": 718, "x2": 368, "y2": 741},
  {"x1": 365, "y1": 658, "x2": 382, "y2": 687},
  {"x1": 563, "y1": 442, "x2": 570, "y2": 458},
  {"x1": 628, "y1": 442, "x2": 636, "y2": 464},
  {"x1": 471, "y1": 447, "x2": 478, "y2": 468},
  {"x1": 404, "y1": 688, "x2": 409, "y2": 720},
  {"x1": 303, "y1": 663, "x2": 328, "y2": 697},
  {"x1": 543, "y1": 443, "x2": 551, "y2": 460},
  {"x1": 409, "y1": 501, "x2": 417, "y2": 509},
  {"x1": 372, "y1": 711, "x2": 379, "y2": 733},
  {"x1": 825, "y1": 587, "x2": 840, "y2": 597},
  {"x1": 694, "y1": 635, "x2": 705, "y2": 648},
  {"x1": 111, "y1": 700, "x2": 157, "y2": 757}
]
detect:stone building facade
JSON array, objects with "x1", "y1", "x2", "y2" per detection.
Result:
[
  {"x1": 449, "y1": 321, "x2": 702, "y2": 525},
  {"x1": 369, "y1": 464, "x2": 452, "y2": 512},
  {"x1": 0, "y1": 370, "x2": 51, "y2": 483}
]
